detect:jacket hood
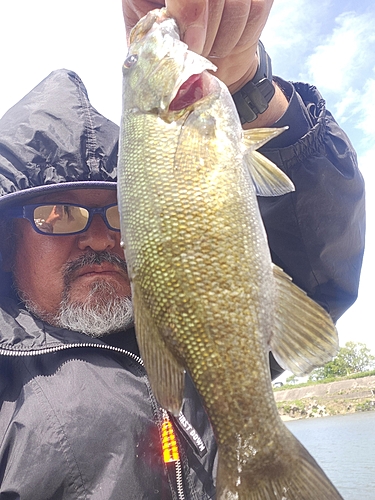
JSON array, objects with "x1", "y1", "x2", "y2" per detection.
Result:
[
  {"x1": 0, "y1": 69, "x2": 119, "y2": 211},
  {"x1": 0, "y1": 69, "x2": 120, "y2": 298}
]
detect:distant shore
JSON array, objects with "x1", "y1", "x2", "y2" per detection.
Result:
[{"x1": 274, "y1": 375, "x2": 375, "y2": 421}]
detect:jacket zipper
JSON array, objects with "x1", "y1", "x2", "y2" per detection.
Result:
[
  {"x1": 161, "y1": 409, "x2": 186, "y2": 500},
  {"x1": 0, "y1": 342, "x2": 186, "y2": 500},
  {"x1": 0, "y1": 342, "x2": 144, "y2": 363}
]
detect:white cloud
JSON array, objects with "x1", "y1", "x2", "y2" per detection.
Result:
[
  {"x1": 333, "y1": 73, "x2": 375, "y2": 142},
  {"x1": 333, "y1": 87, "x2": 362, "y2": 124},
  {"x1": 262, "y1": 0, "x2": 337, "y2": 81},
  {"x1": 262, "y1": 0, "x2": 312, "y2": 51},
  {"x1": 305, "y1": 11, "x2": 375, "y2": 93},
  {"x1": 354, "y1": 76, "x2": 375, "y2": 143}
]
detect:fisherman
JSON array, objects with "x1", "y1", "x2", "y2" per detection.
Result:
[{"x1": 0, "y1": 0, "x2": 365, "y2": 498}]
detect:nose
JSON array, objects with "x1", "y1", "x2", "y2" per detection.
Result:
[{"x1": 77, "y1": 214, "x2": 117, "y2": 252}]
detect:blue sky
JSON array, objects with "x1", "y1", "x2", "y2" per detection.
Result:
[{"x1": 0, "y1": 1, "x2": 374, "y2": 357}]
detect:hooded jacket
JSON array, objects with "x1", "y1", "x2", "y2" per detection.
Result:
[{"x1": 0, "y1": 69, "x2": 365, "y2": 498}]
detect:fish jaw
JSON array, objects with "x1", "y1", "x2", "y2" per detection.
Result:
[{"x1": 122, "y1": 8, "x2": 216, "y2": 114}]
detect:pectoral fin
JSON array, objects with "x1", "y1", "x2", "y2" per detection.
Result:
[
  {"x1": 270, "y1": 265, "x2": 339, "y2": 376},
  {"x1": 132, "y1": 286, "x2": 185, "y2": 415},
  {"x1": 242, "y1": 128, "x2": 295, "y2": 197}
]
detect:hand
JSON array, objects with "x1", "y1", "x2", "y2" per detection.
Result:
[
  {"x1": 122, "y1": 0, "x2": 273, "y2": 92},
  {"x1": 45, "y1": 206, "x2": 63, "y2": 225},
  {"x1": 122, "y1": 0, "x2": 287, "y2": 127}
]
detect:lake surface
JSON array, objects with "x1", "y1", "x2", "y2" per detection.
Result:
[{"x1": 286, "y1": 411, "x2": 375, "y2": 499}]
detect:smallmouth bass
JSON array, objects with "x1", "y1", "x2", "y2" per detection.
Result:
[{"x1": 117, "y1": 8, "x2": 343, "y2": 499}]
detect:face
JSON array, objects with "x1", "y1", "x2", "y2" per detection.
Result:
[{"x1": 12, "y1": 189, "x2": 131, "y2": 320}]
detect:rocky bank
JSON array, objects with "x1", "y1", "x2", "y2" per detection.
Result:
[{"x1": 274, "y1": 375, "x2": 375, "y2": 421}]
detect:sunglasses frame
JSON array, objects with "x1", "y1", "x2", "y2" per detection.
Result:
[{"x1": 4, "y1": 202, "x2": 121, "y2": 236}]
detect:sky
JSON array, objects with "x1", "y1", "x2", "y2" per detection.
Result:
[{"x1": 0, "y1": 0, "x2": 374, "y2": 358}]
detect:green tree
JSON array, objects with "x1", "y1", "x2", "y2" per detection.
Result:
[{"x1": 308, "y1": 342, "x2": 375, "y2": 381}]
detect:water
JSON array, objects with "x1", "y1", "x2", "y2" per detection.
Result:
[{"x1": 286, "y1": 411, "x2": 375, "y2": 499}]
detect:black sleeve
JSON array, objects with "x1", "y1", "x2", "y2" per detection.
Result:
[{"x1": 258, "y1": 77, "x2": 365, "y2": 324}]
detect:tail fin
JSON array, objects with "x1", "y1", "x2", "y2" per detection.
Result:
[{"x1": 216, "y1": 433, "x2": 343, "y2": 500}]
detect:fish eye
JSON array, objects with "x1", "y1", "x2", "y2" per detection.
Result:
[{"x1": 124, "y1": 54, "x2": 138, "y2": 69}]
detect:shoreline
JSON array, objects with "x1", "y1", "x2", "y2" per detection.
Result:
[{"x1": 274, "y1": 375, "x2": 375, "y2": 421}]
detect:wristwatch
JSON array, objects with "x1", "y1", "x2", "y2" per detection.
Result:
[{"x1": 232, "y1": 41, "x2": 275, "y2": 124}]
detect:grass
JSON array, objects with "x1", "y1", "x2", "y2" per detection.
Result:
[
  {"x1": 273, "y1": 369, "x2": 375, "y2": 392},
  {"x1": 355, "y1": 401, "x2": 375, "y2": 412}
]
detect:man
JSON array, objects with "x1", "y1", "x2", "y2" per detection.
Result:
[{"x1": 0, "y1": 1, "x2": 365, "y2": 498}]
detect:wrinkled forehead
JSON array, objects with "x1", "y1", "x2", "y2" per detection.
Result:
[{"x1": 24, "y1": 188, "x2": 118, "y2": 207}]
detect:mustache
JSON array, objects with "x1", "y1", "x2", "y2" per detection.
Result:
[{"x1": 63, "y1": 251, "x2": 128, "y2": 285}]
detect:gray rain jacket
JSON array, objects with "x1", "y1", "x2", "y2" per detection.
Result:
[{"x1": 0, "y1": 69, "x2": 365, "y2": 499}]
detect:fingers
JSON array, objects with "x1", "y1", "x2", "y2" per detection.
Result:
[
  {"x1": 208, "y1": 0, "x2": 250, "y2": 58},
  {"x1": 165, "y1": 0, "x2": 249, "y2": 58},
  {"x1": 239, "y1": 0, "x2": 274, "y2": 47},
  {"x1": 121, "y1": 0, "x2": 274, "y2": 89},
  {"x1": 164, "y1": 0, "x2": 272, "y2": 59},
  {"x1": 122, "y1": 0, "x2": 273, "y2": 56},
  {"x1": 122, "y1": 0, "x2": 164, "y2": 36},
  {"x1": 202, "y1": 0, "x2": 225, "y2": 57},
  {"x1": 206, "y1": 0, "x2": 273, "y2": 58},
  {"x1": 165, "y1": 0, "x2": 211, "y2": 54}
]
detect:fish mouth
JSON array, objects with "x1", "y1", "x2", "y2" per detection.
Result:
[{"x1": 169, "y1": 73, "x2": 208, "y2": 112}]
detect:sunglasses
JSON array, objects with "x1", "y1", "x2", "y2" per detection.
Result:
[{"x1": 4, "y1": 203, "x2": 121, "y2": 236}]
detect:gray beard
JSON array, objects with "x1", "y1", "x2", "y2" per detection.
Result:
[
  {"x1": 19, "y1": 251, "x2": 134, "y2": 338},
  {"x1": 56, "y1": 280, "x2": 134, "y2": 338}
]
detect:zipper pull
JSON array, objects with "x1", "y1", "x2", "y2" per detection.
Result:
[{"x1": 161, "y1": 411, "x2": 180, "y2": 463}]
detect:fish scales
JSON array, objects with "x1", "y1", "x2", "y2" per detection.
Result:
[
  {"x1": 118, "y1": 8, "x2": 343, "y2": 499},
  {"x1": 122, "y1": 111, "x2": 280, "y2": 443}
]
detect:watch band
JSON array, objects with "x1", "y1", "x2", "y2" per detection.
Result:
[{"x1": 232, "y1": 41, "x2": 275, "y2": 124}]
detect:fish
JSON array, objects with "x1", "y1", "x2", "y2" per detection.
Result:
[{"x1": 117, "y1": 8, "x2": 343, "y2": 499}]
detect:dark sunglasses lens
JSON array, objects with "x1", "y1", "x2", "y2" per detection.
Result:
[
  {"x1": 106, "y1": 205, "x2": 121, "y2": 230},
  {"x1": 33, "y1": 205, "x2": 89, "y2": 234}
]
